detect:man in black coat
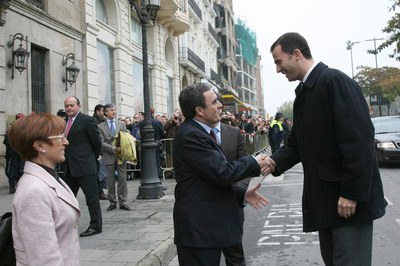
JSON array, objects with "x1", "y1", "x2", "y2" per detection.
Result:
[
  {"x1": 173, "y1": 83, "x2": 274, "y2": 266},
  {"x1": 270, "y1": 32, "x2": 387, "y2": 266},
  {"x1": 63, "y1": 96, "x2": 103, "y2": 237}
]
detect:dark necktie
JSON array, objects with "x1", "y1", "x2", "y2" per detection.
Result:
[
  {"x1": 210, "y1": 128, "x2": 217, "y2": 142},
  {"x1": 210, "y1": 128, "x2": 220, "y2": 145}
]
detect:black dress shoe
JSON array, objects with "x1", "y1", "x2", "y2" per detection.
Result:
[
  {"x1": 99, "y1": 193, "x2": 109, "y2": 200},
  {"x1": 80, "y1": 227, "x2": 101, "y2": 237},
  {"x1": 107, "y1": 205, "x2": 117, "y2": 211},
  {"x1": 120, "y1": 204, "x2": 131, "y2": 211}
]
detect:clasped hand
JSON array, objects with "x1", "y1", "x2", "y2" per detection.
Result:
[{"x1": 255, "y1": 154, "x2": 276, "y2": 175}]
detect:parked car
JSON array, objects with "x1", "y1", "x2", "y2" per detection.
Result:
[{"x1": 371, "y1": 116, "x2": 400, "y2": 165}]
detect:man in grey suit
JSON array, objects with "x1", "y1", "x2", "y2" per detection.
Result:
[
  {"x1": 63, "y1": 96, "x2": 103, "y2": 237},
  {"x1": 98, "y1": 104, "x2": 131, "y2": 211},
  {"x1": 219, "y1": 121, "x2": 250, "y2": 266}
]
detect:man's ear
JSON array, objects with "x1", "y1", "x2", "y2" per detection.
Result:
[
  {"x1": 293, "y1": 49, "x2": 303, "y2": 60},
  {"x1": 195, "y1": 106, "x2": 204, "y2": 118}
]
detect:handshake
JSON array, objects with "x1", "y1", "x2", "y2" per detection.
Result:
[{"x1": 255, "y1": 154, "x2": 276, "y2": 175}]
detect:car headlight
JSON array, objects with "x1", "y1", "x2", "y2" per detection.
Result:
[{"x1": 377, "y1": 142, "x2": 396, "y2": 149}]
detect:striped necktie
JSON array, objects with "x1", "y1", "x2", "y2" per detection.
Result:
[{"x1": 110, "y1": 120, "x2": 116, "y2": 136}]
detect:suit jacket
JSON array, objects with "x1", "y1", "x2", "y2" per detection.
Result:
[
  {"x1": 173, "y1": 119, "x2": 260, "y2": 248},
  {"x1": 64, "y1": 112, "x2": 101, "y2": 177},
  {"x1": 98, "y1": 120, "x2": 127, "y2": 165},
  {"x1": 220, "y1": 123, "x2": 249, "y2": 209},
  {"x1": 271, "y1": 62, "x2": 387, "y2": 232},
  {"x1": 12, "y1": 161, "x2": 80, "y2": 265}
]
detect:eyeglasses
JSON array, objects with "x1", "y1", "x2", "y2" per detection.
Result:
[{"x1": 47, "y1": 134, "x2": 66, "y2": 140}]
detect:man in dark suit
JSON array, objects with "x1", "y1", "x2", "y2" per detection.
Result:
[
  {"x1": 270, "y1": 32, "x2": 387, "y2": 265},
  {"x1": 92, "y1": 104, "x2": 109, "y2": 200},
  {"x1": 139, "y1": 108, "x2": 165, "y2": 179},
  {"x1": 63, "y1": 96, "x2": 103, "y2": 237},
  {"x1": 173, "y1": 83, "x2": 275, "y2": 266}
]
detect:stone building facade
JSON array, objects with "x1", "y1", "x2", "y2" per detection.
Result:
[{"x1": 0, "y1": 0, "x2": 265, "y2": 178}]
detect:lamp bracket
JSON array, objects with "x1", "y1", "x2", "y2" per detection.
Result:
[{"x1": 62, "y1": 52, "x2": 75, "y2": 65}]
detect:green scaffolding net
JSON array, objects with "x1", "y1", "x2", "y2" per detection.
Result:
[{"x1": 235, "y1": 18, "x2": 258, "y2": 66}]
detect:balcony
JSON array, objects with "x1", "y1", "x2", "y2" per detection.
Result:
[
  {"x1": 157, "y1": 0, "x2": 190, "y2": 36},
  {"x1": 26, "y1": 0, "x2": 43, "y2": 9},
  {"x1": 188, "y1": 0, "x2": 202, "y2": 23},
  {"x1": 208, "y1": 23, "x2": 219, "y2": 44},
  {"x1": 180, "y1": 47, "x2": 205, "y2": 76},
  {"x1": 211, "y1": 68, "x2": 222, "y2": 85}
]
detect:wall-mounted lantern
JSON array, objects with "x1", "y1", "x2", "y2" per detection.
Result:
[
  {"x1": 7, "y1": 33, "x2": 30, "y2": 79},
  {"x1": 62, "y1": 53, "x2": 80, "y2": 91}
]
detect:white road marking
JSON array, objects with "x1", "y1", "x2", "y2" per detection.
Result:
[
  {"x1": 262, "y1": 182, "x2": 303, "y2": 187},
  {"x1": 385, "y1": 196, "x2": 393, "y2": 205},
  {"x1": 396, "y1": 219, "x2": 400, "y2": 226}
]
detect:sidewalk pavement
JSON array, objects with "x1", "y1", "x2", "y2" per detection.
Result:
[{"x1": 0, "y1": 175, "x2": 177, "y2": 266}]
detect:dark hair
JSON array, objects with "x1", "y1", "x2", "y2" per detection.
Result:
[
  {"x1": 94, "y1": 104, "x2": 104, "y2": 112},
  {"x1": 270, "y1": 32, "x2": 312, "y2": 59},
  {"x1": 179, "y1": 83, "x2": 212, "y2": 119},
  {"x1": 56, "y1": 109, "x2": 67, "y2": 118},
  {"x1": 104, "y1": 103, "x2": 115, "y2": 112},
  {"x1": 8, "y1": 113, "x2": 66, "y2": 160}
]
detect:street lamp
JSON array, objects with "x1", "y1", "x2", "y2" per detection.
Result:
[
  {"x1": 346, "y1": 37, "x2": 385, "y2": 116},
  {"x1": 129, "y1": 0, "x2": 163, "y2": 199},
  {"x1": 346, "y1": 40, "x2": 359, "y2": 78}
]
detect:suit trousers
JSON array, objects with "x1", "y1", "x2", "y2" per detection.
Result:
[
  {"x1": 177, "y1": 245, "x2": 222, "y2": 266},
  {"x1": 63, "y1": 173, "x2": 102, "y2": 230},
  {"x1": 318, "y1": 220, "x2": 373, "y2": 266},
  {"x1": 222, "y1": 242, "x2": 246, "y2": 266},
  {"x1": 106, "y1": 162, "x2": 128, "y2": 206}
]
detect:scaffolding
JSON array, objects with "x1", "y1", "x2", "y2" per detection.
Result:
[{"x1": 235, "y1": 18, "x2": 258, "y2": 66}]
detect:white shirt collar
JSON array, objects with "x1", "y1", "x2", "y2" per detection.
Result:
[{"x1": 303, "y1": 62, "x2": 318, "y2": 82}]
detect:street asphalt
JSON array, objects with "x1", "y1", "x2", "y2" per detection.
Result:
[{"x1": 0, "y1": 175, "x2": 177, "y2": 266}]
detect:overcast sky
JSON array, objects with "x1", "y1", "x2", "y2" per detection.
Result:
[{"x1": 233, "y1": 0, "x2": 399, "y2": 117}]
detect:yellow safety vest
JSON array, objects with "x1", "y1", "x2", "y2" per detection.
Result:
[{"x1": 270, "y1": 120, "x2": 283, "y2": 131}]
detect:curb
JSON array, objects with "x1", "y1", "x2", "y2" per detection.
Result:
[{"x1": 136, "y1": 237, "x2": 176, "y2": 266}]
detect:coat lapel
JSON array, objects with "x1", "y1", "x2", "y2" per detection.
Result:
[{"x1": 23, "y1": 161, "x2": 80, "y2": 212}]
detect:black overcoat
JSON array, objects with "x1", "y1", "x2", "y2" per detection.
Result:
[{"x1": 271, "y1": 62, "x2": 387, "y2": 232}]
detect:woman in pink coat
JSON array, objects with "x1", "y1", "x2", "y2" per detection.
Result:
[{"x1": 8, "y1": 113, "x2": 80, "y2": 265}]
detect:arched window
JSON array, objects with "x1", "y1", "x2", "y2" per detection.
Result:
[
  {"x1": 131, "y1": 17, "x2": 142, "y2": 44},
  {"x1": 96, "y1": 0, "x2": 108, "y2": 24},
  {"x1": 165, "y1": 38, "x2": 174, "y2": 65}
]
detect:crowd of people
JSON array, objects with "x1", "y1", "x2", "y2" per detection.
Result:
[{"x1": 4, "y1": 106, "x2": 292, "y2": 196}]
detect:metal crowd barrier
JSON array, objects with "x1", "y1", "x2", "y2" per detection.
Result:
[
  {"x1": 159, "y1": 138, "x2": 174, "y2": 180},
  {"x1": 244, "y1": 132, "x2": 270, "y2": 156},
  {"x1": 56, "y1": 133, "x2": 270, "y2": 180},
  {"x1": 126, "y1": 133, "x2": 269, "y2": 180},
  {"x1": 126, "y1": 140, "x2": 141, "y2": 180}
]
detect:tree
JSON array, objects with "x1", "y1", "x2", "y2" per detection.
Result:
[
  {"x1": 277, "y1": 100, "x2": 294, "y2": 120},
  {"x1": 373, "y1": 0, "x2": 400, "y2": 60},
  {"x1": 354, "y1": 66, "x2": 400, "y2": 104}
]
